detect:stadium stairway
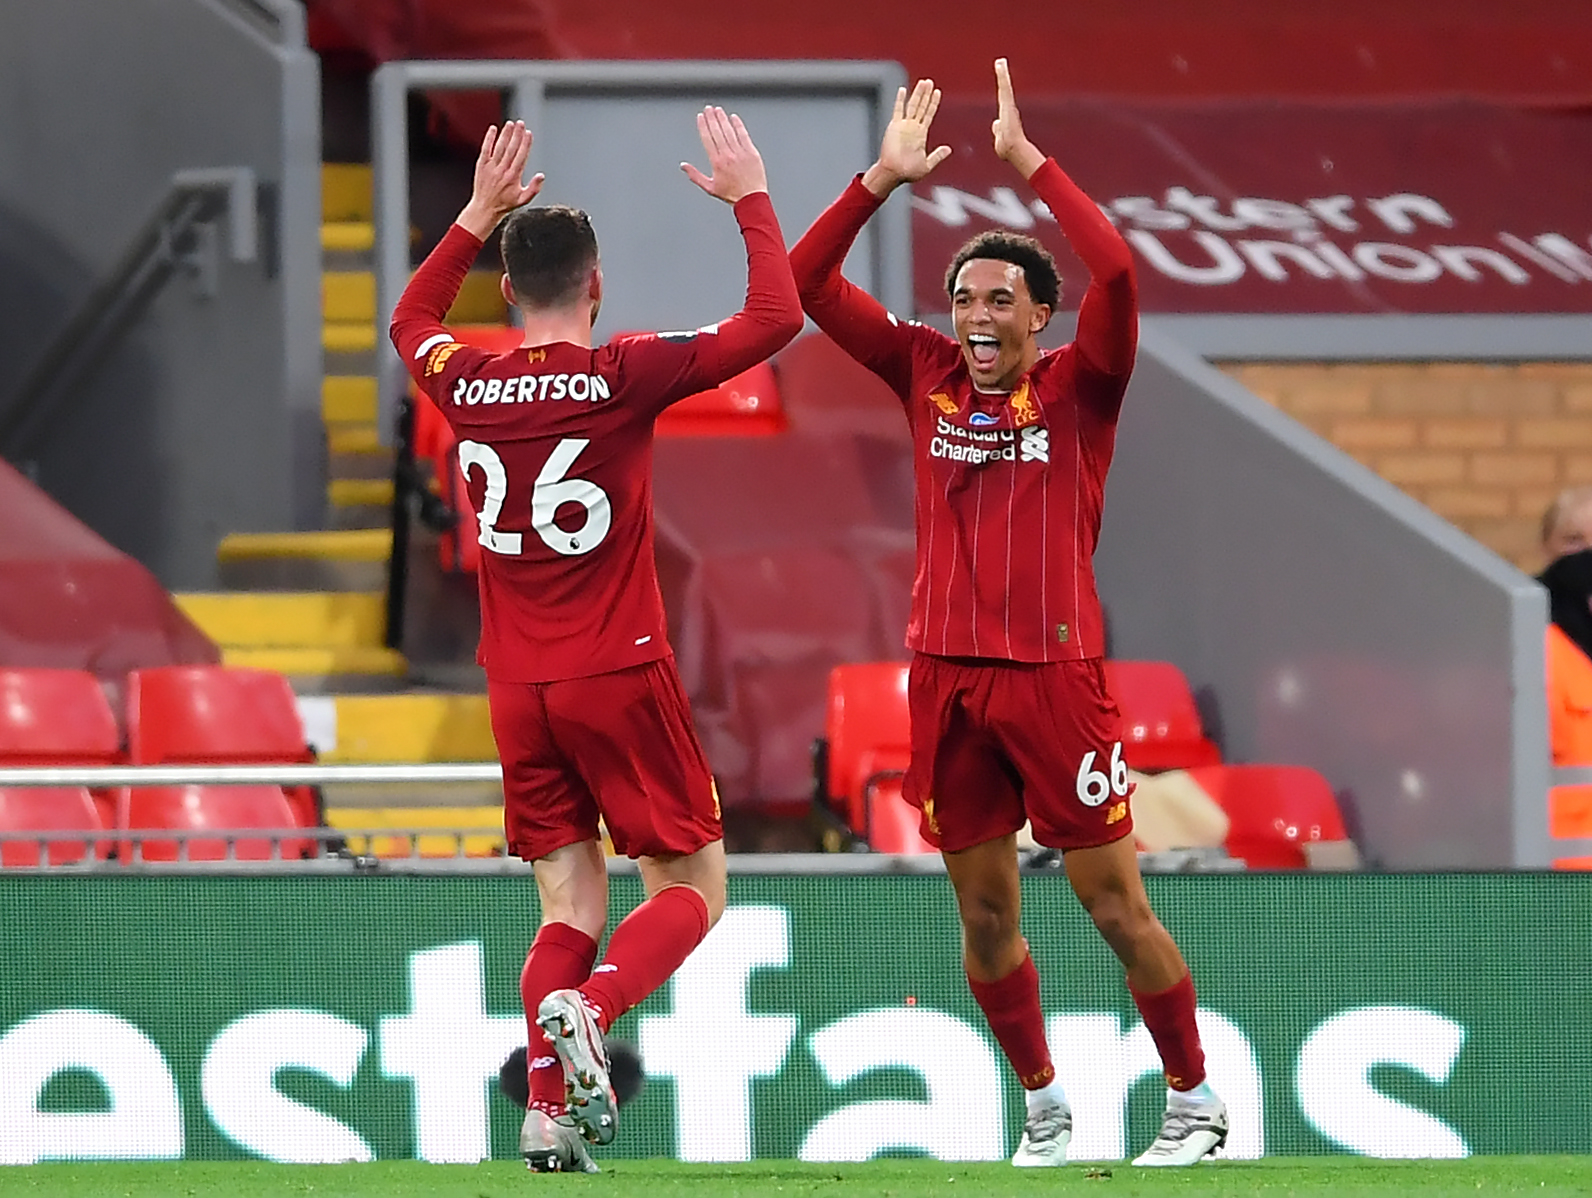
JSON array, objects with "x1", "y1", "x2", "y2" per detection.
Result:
[{"x1": 171, "y1": 163, "x2": 507, "y2": 848}]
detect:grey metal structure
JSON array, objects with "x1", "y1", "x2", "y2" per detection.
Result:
[
  {"x1": 1145, "y1": 314, "x2": 1592, "y2": 362},
  {"x1": 0, "y1": 0, "x2": 322, "y2": 588},
  {"x1": 370, "y1": 59, "x2": 911, "y2": 440},
  {"x1": 1095, "y1": 329, "x2": 1554, "y2": 868}
]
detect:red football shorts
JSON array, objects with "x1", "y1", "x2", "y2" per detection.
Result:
[
  {"x1": 903, "y1": 653, "x2": 1135, "y2": 853},
  {"x1": 488, "y1": 657, "x2": 722, "y2": 861}
]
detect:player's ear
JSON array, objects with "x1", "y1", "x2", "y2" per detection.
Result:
[
  {"x1": 499, "y1": 273, "x2": 516, "y2": 308},
  {"x1": 587, "y1": 263, "x2": 603, "y2": 327},
  {"x1": 1030, "y1": 304, "x2": 1052, "y2": 334}
]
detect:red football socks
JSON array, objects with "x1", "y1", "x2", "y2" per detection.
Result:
[
  {"x1": 580, "y1": 886, "x2": 711, "y2": 1032},
  {"x1": 967, "y1": 953, "x2": 1056, "y2": 1089},
  {"x1": 522, "y1": 922, "x2": 600, "y2": 1115},
  {"x1": 1131, "y1": 972, "x2": 1207, "y2": 1091}
]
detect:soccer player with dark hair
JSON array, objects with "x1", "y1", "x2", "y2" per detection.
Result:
[
  {"x1": 790, "y1": 61, "x2": 1228, "y2": 1167},
  {"x1": 390, "y1": 114, "x2": 802, "y2": 1173}
]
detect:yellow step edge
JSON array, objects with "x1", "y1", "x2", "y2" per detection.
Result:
[
  {"x1": 217, "y1": 528, "x2": 391, "y2": 563},
  {"x1": 220, "y1": 646, "x2": 407, "y2": 677},
  {"x1": 321, "y1": 164, "x2": 372, "y2": 224},
  {"x1": 329, "y1": 478, "x2": 393, "y2": 508},
  {"x1": 322, "y1": 269, "x2": 505, "y2": 324},
  {"x1": 174, "y1": 591, "x2": 387, "y2": 650},
  {"x1": 321, "y1": 693, "x2": 496, "y2": 763},
  {"x1": 322, "y1": 376, "x2": 378, "y2": 425},
  {"x1": 327, "y1": 425, "x2": 385, "y2": 455},
  {"x1": 322, "y1": 221, "x2": 374, "y2": 253},
  {"x1": 324, "y1": 322, "x2": 376, "y2": 354},
  {"x1": 326, "y1": 806, "x2": 504, "y2": 858}
]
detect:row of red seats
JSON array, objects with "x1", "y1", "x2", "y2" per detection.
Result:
[
  {"x1": 817, "y1": 660, "x2": 1350, "y2": 869},
  {"x1": 411, "y1": 326, "x2": 786, "y2": 575},
  {"x1": 0, "y1": 665, "x2": 316, "y2": 865}
]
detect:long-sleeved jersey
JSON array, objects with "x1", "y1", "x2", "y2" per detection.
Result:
[
  {"x1": 391, "y1": 192, "x2": 802, "y2": 682},
  {"x1": 789, "y1": 159, "x2": 1137, "y2": 662}
]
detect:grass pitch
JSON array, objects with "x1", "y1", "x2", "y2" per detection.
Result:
[{"x1": 2, "y1": 1158, "x2": 1590, "y2": 1197}]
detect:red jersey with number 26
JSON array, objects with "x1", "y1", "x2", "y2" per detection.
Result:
[
  {"x1": 391, "y1": 194, "x2": 800, "y2": 683},
  {"x1": 790, "y1": 160, "x2": 1137, "y2": 663}
]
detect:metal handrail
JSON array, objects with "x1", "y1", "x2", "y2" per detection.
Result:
[
  {"x1": 0, "y1": 167, "x2": 258, "y2": 457},
  {"x1": 0, "y1": 762, "x2": 500, "y2": 787}
]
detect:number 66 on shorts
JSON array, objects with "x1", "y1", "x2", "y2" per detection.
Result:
[{"x1": 1075, "y1": 741, "x2": 1129, "y2": 808}]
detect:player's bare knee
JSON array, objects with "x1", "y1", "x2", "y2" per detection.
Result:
[{"x1": 960, "y1": 893, "x2": 1021, "y2": 958}]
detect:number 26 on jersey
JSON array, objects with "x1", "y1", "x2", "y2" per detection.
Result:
[{"x1": 456, "y1": 438, "x2": 612, "y2": 557}]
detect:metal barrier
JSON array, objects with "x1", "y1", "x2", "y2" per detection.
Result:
[{"x1": 369, "y1": 58, "x2": 911, "y2": 446}]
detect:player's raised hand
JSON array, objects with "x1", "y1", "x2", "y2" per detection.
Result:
[
  {"x1": 863, "y1": 79, "x2": 951, "y2": 197},
  {"x1": 681, "y1": 108, "x2": 768, "y2": 204},
  {"x1": 991, "y1": 58, "x2": 1045, "y2": 177},
  {"x1": 458, "y1": 121, "x2": 545, "y2": 238}
]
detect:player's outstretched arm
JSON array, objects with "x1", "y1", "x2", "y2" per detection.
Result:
[
  {"x1": 788, "y1": 80, "x2": 949, "y2": 393},
  {"x1": 390, "y1": 121, "x2": 545, "y2": 370},
  {"x1": 681, "y1": 108, "x2": 803, "y2": 379},
  {"x1": 993, "y1": 58, "x2": 1137, "y2": 378}
]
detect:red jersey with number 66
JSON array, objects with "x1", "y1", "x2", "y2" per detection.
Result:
[{"x1": 392, "y1": 197, "x2": 800, "y2": 683}]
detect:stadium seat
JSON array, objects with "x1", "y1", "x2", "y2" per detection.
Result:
[
  {"x1": 865, "y1": 776, "x2": 934, "y2": 854},
  {"x1": 656, "y1": 361, "x2": 786, "y2": 437},
  {"x1": 1104, "y1": 660, "x2": 1223, "y2": 771},
  {"x1": 0, "y1": 786, "x2": 106, "y2": 867},
  {"x1": 125, "y1": 665, "x2": 318, "y2": 828},
  {"x1": 126, "y1": 784, "x2": 304, "y2": 862},
  {"x1": 1182, "y1": 764, "x2": 1349, "y2": 869},
  {"x1": 821, "y1": 661, "x2": 911, "y2": 834},
  {"x1": 0, "y1": 668, "x2": 126, "y2": 828}
]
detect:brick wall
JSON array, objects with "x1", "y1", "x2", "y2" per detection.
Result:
[{"x1": 1220, "y1": 363, "x2": 1592, "y2": 572}]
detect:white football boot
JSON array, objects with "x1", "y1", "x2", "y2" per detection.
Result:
[
  {"x1": 1131, "y1": 1088, "x2": 1228, "y2": 1166},
  {"x1": 520, "y1": 1108, "x2": 600, "y2": 1173},
  {"x1": 537, "y1": 989, "x2": 619, "y2": 1145},
  {"x1": 1011, "y1": 1096, "x2": 1072, "y2": 1166}
]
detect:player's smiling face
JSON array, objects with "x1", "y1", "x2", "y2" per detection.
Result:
[{"x1": 951, "y1": 258, "x2": 1051, "y2": 392}]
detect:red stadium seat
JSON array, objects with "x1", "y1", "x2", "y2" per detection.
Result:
[
  {"x1": 823, "y1": 662, "x2": 911, "y2": 834},
  {"x1": 1182, "y1": 764, "x2": 1349, "y2": 869},
  {"x1": 1104, "y1": 660, "x2": 1223, "y2": 771},
  {"x1": 125, "y1": 665, "x2": 317, "y2": 828},
  {"x1": 0, "y1": 668, "x2": 126, "y2": 828},
  {"x1": 126, "y1": 784, "x2": 304, "y2": 862},
  {"x1": 656, "y1": 361, "x2": 787, "y2": 437},
  {"x1": 866, "y1": 776, "x2": 935, "y2": 854},
  {"x1": 0, "y1": 787, "x2": 106, "y2": 866}
]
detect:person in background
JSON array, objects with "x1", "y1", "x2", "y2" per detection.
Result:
[{"x1": 1540, "y1": 488, "x2": 1592, "y2": 767}]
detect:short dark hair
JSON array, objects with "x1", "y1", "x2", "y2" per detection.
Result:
[
  {"x1": 499, "y1": 205, "x2": 599, "y2": 308},
  {"x1": 944, "y1": 231, "x2": 1060, "y2": 310}
]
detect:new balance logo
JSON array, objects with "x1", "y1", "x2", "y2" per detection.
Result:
[
  {"x1": 593, "y1": 964, "x2": 618, "y2": 973},
  {"x1": 1020, "y1": 426, "x2": 1050, "y2": 463},
  {"x1": 530, "y1": 1055, "x2": 557, "y2": 1070}
]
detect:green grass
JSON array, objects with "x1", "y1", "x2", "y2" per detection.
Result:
[{"x1": 2, "y1": 1158, "x2": 1591, "y2": 1198}]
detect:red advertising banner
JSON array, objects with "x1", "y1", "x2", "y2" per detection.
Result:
[{"x1": 910, "y1": 102, "x2": 1592, "y2": 315}]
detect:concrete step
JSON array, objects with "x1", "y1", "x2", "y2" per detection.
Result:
[
  {"x1": 322, "y1": 163, "x2": 371, "y2": 224},
  {"x1": 322, "y1": 220, "x2": 374, "y2": 253},
  {"x1": 322, "y1": 375, "x2": 377, "y2": 425},
  {"x1": 329, "y1": 477, "x2": 393, "y2": 508},
  {"x1": 217, "y1": 528, "x2": 391, "y2": 565},
  {"x1": 298, "y1": 691, "x2": 495, "y2": 763},
  {"x1": 220, "y1": 645, "x2": 407, "y2": 678},
  {"x1": 175, "y1": 590, "x2": 387, "y2": 649}
]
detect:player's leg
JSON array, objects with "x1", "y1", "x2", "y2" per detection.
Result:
[
  {"x1": 490, "y1": 678, "x2": 608, "y2": 1171},
  {"x1": 907, "y1": 654, "x2": 1071, "y2": 1166},
  {"x1": 534, "y1": 659, "x2": 724, "y2": 1145},
  {"x1": 1063, "y1": 837, "x2": 1227, "y2": 1164}
]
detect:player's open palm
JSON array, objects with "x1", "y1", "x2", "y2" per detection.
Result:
[
  {"x1": 471, "y1": 121, "x2": 545, "y2": 219},
  {"x1": 878, "y1": 78, "x2": 952, "y2": 184},
  {"x1": 681, "y1": 107, "x2": 768, "y2": 203},
  {"x1": 991, "y1": 59, "x2": 1043, "y2": 175}
]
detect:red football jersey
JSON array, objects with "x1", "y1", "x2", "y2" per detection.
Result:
[
  {"x1": 791, "y1": 161, "x2": 1137, "y2": 662},
  {"x1": 392, "y1": 197, "x2": 799, "y2": 682}
]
